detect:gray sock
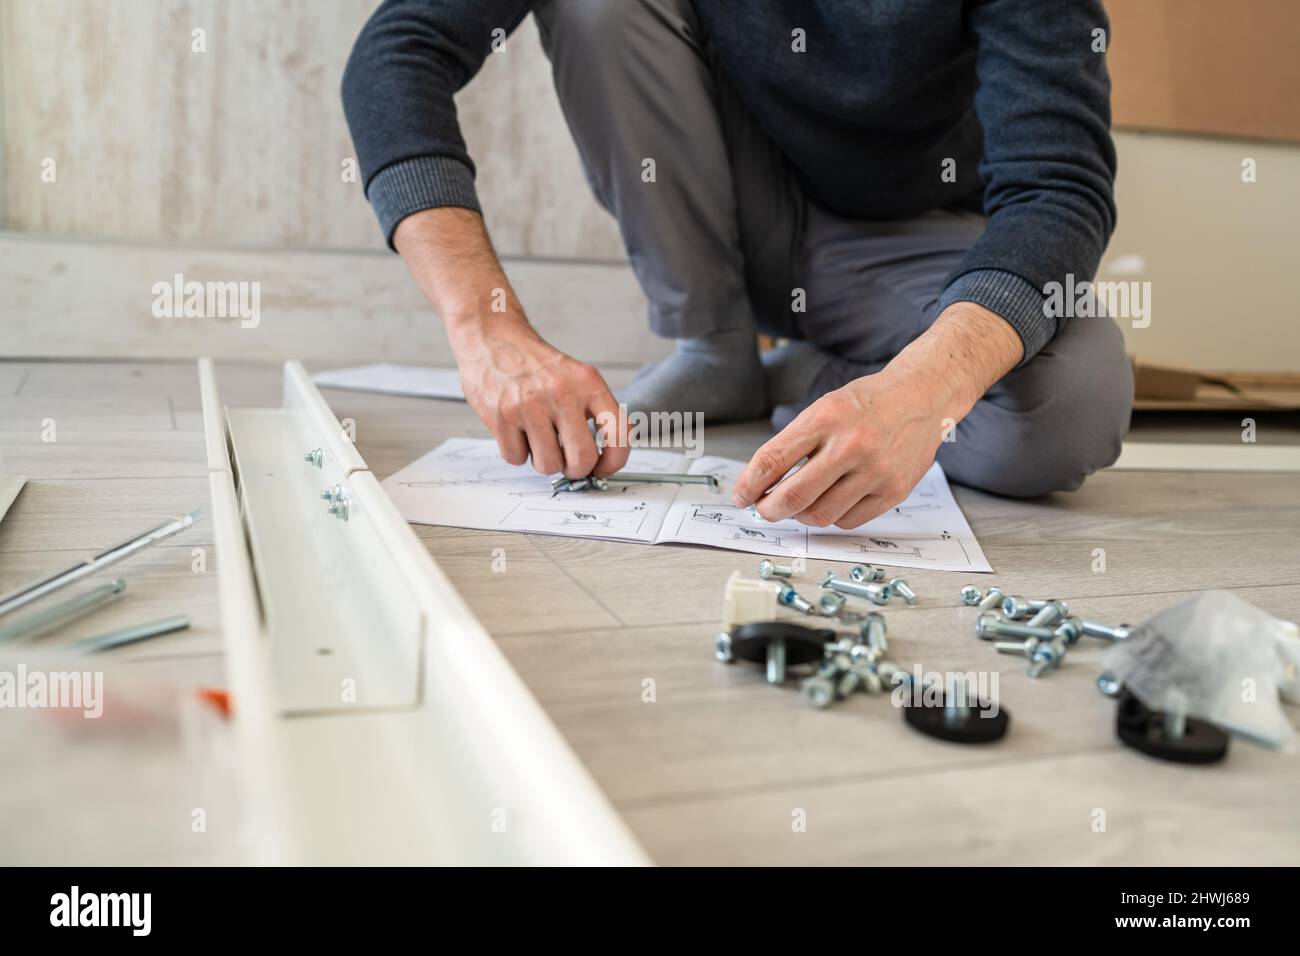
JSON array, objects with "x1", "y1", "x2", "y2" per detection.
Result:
[
  {"x1": 616, "y1": 327, "x2": 767, "y2": 422},
  {"x1": 763, "y1": 341, "x2": 883, "y2": 431}
]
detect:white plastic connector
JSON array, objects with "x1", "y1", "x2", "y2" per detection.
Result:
[{"x1": 722, "y1": 570, "x2": 781, "y2": 630}]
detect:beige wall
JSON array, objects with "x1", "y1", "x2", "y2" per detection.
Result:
[
  {"x1": 0, "y1": 0, "x2": 622, "y2": 259},
  {"x1": 0, "y1": 1, "x2": 1296, "y2": 370}
]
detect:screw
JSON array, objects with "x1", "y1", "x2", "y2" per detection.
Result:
[
  {"x1": 889, "y1": 578, "x2": 917, "y2": 605},
  {"x1": 1080, "y1": 619, "x2": 1131, "y2": 641},
  {"x1": 818, "y1": 592, "x2": 847, "y2": 617},
  {"x1": 976, "y1": 587, "x2": 1005, "y2": 612},
  {"x1": 849, "y1": 564, "x2": 886, "y2": 583},
  {"x1": 944, "y1": 673, "x2": 972, "y2": 724},
  {"x1": 758, "y1": 559, "x2": 793, "y2": 580},
  {"x1": 714, "y1": 632, "x2": 733, "y2": 663},
  {"x1": 822, "y1": 571, "x2": 891, "y2": 605},
  {"x1": 1001, "y1": 595, "x2": 1049, "y2": 620},
  {"x1": 327, "y1": 497, "x2": 350, "y2": 521},
  {"x1": 975, "y1": 613, "x2": 1056, "y2": 642},
  {"x1": 1027, "y1": 637, "x2": 1067, "y2": 678},
  {"x1": 1096, "y1": 672, "x2": 1123, "y2": 697},
  {"x1": 860, "y1": 612, "x2": 888, "y2": 656},
  {"x1": 994, "y1": 637, "x2": 1041, "y2": 658},
  {"x1": 802, "y1": 672, "x2": 838, "y2": 708},
  {"x1": 1054, "y1": 616, "x2": 1085, "y2": 644},
  {"x1": 766, "y1": 637, "x2": 787, "y2": 684},
  {"x1": 777, "y1": 582, "x2": 817, "y2": 615},
  {"x1": 321, "y1": 484, "x2": 343, "y2": 503},
  {"x1": 304, "y1": 448, "x2": 323, "y2": 468},
  {"x1": 960, "y1": 585, "x2": 982, "y2": 606},
  {"x1": 1026, "y1": 600, "x2": 1069, "y2": 629}
]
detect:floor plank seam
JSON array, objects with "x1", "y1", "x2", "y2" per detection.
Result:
[
  {"x1": 613, "y1": 743, "x2": 1122, "y2": 812},
  {"x1": 525, "y1": 533, "x2": 629, "y2": 627}
]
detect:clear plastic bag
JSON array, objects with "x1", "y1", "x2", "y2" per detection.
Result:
[{"x1": 1102, "y1": 590, "x2": 1299, "y2": 752}]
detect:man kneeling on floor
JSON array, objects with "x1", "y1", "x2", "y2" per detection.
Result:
[{"x1": 342, "y1": 0, "x2": 1133, "y2": 529}]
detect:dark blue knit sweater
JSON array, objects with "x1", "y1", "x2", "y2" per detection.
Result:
[{"x1": 342, "y1": 0, "x2": 1117, "y2": 359}]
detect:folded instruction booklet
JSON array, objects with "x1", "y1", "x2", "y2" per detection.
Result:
[{"x1": 382, "y1": 438, "x2": 992, "y2": 573}]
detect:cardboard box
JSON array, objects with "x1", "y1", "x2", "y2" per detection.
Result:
[
  {"x1": 1108, "y1": 0, "x2": 1300, "y2": 143},
  {"x1": 1131, "y1": 357, "x2": 1300, "y2": 411}
]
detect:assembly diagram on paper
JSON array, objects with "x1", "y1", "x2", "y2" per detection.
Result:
[{"x1": 382, "y1": 438, "x2": 992, "y2": 573}]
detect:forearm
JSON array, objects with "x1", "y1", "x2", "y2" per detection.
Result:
[
  {"x1": 393, "y1": 207, "x2": 533, "y2": 346},
  {"x1": 881, "y1": 302, "x2": 1023, "y2": 424}
]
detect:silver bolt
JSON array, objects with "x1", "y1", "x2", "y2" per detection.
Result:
[
  {"x1": 889, "y1": 578, "x2": 918, "y2": 606},
  {"x1": 1096, "y1": 672, "x2": 1123, "y2": 697},
  {"x1": 960, "y1": 585, "x2": 982, "y2": 606},
  {"x1": 822, "y1": 571, "x2": 891, "y2": 605},
  {"x1": 976, "y1": 613, "x2": 1056, "y2": 642},
  {"x1": 321, "y1": 483, "x2": 343, "y2": 503},
  {"x1": 944, "y1": 673, "x2": 971, "y2": 724},
  {"x1": 860, "y1": 612, "x2": 888, "y2": 656},
  {"x1": 766, "y1": 638, "x2": 787, "y2": 684},
  {"x1": 976, "y1": 587, "x2": 1005, "y2": 612},
  {"x1": 304, "y1": 448, "x2": 323, "y2": 468},
  {"x1": 817, "y1": 592, "x2": 847, "y2": 617},
  {"x1": 714, "y1": 632, "x2": 733, "y2": 662},
  {"x1": 994, "y1": 637, "x2": 1041, "y2": 658},
  {"x1": 849, "y1": 564, "x2": 886, "y2": 583},
  {"x1": 327, "y1": 492, "x2": 350, "y2": 521},
  {"x1": 1001, "y1": 595, "x2": 1049, "y2": 620},
  {"x1": 802, "y1": 672, "x2": 838, "y2": 708},
  {"x1": 1054, "y1": 616, "x2": 1085, "y2": 644},
  {"x1": 1027, "y1": 637, "x2": 1067, "y2": 678},
  {"x1": 777, "y1": 583, "x2": 816, "y2": 615},
  {"x1": 1080, "y1": 619, "x2": 1131, "y2": 641},
  {"x1": 1026, "y1": 600, "x2": 1069, "y2": 629},
  {"x1": 758, "y1": 559, "x2": 793, "y2": 580}
]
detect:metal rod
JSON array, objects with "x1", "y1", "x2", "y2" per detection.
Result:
[
  {"x1": 0, "y1": 510, "x2": 201, "y2": 618},
  {"x1": 68, "y1": 614, "x2": 192, "y2": 654},
  {"x1": 609, "y1": 471, "x2": 719, "y2": 489},
  {"x1": 0, "y1": 579, "x2": 127, "y2": 645}
]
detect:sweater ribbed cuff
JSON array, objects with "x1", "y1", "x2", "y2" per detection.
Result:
[
  {"x1": 367, "y1": 156, "x2": 482, "y2": 250},
  {"x1": 939, "y1": 269, "x2": 1057, "y2": 365}
]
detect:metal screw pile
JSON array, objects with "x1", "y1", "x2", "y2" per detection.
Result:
[{"x1": 960, "y1": 584, "x2": 1132, "y2": 678}]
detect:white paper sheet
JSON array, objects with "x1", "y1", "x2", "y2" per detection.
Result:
[
  {"x1": 313, "y1": 363, "x2": 465, "y2": 401},
  {"x1": 383, "y1": 438, "x2": 991, "y2": 572}
]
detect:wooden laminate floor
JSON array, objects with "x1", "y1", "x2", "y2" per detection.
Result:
[{"x1": 2, "y1": 359, "x2": 1298, "y2": 865}]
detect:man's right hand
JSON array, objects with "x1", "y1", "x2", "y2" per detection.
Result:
[
  {"x1": 393, "y1": 206, "x2": 629, "y2": 479},
  {"x1": 449, "y1": 315, "x2": 629, "y2": 479}
]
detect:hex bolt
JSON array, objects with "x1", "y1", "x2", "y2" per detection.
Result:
[
  {"x1": 1001, "y1": 595, "x2": 1049, "y2": 620},
  {"x1": 976, "y1": 587, "x2": 1005, "y2": 612},
  {"x1": 1080, "y1": 619, "x2": 1132, "y2": 641},
  {"x1": 975, "y1": 613, "x2": 1056, "y2": 642},
  {"x1": 849, "y1": 564, "x2": 886, "y2": 584},
  {"x1": 860, "y1": 612, "x2": 888, "y2": 656},
  {"x1": 766, "y1": 637, "x2": 788, "y2": 684},
  {"x1": 303, "y1": 448, "x2": 324, "y2": 468},
  {"x1": 1096, "y1": 671, "x2": 1123, "y2": 697},
  {"x1": 758, "y1": 559, "x2": 793, "y2": 580},
  {"x1": 714, "y1": 632, "x2": 734, "y2": 663},
  {"x1": 321, "y1": 484, "x2": 343, "y2": 503},
  {"x1": 1054, "y1": 616, "x2": 1085, "y2": 644},
  {"x1": 994, "y1": 637, "x2": 1041, "y2": 658},
  {"x1": 1026, "y1": 600, "x2": 1069, "y2": 629},
  {"x1": 822, "y1": 571, "x2": 891, "y2": 605},
  {"x1": 960, "y1": 584, "x2": 982, "y2": 606},
  {"x1": 327, "y1": 492, "x2": 350, "y2": 521},
  {"x1": 1027, "y1": 637, "x2": 1067, "y2": 678},
  {"x1": 889, "y1": 578, "x2": 918, "y2": 606}
]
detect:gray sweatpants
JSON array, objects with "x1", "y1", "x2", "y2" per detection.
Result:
[{"x1": 534, "y1": 0, "x2": 1133, "y2": 497}]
